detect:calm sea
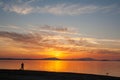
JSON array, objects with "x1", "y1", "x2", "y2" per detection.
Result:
[{"x1": 0, "y1": 60, "x2": 120, "y2": 77}]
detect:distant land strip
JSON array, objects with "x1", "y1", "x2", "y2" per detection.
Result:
[{"x1": 0, "y1": 57, "x2": 120, "y2": 61}]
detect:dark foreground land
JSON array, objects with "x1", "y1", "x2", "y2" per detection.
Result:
[{"x1": 0, "y1": 69, "x2": 120, "y2": 80}]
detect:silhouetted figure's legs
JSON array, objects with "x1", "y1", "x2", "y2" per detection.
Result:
[{"x1": 106, "y1": 73, "x2": 109, "y2": 76}]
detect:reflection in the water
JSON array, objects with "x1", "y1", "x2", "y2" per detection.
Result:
[{"x1": 42, "y1": 61, "x2": 65, "y2": 72}]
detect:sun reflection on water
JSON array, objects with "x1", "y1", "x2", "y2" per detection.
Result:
[{"x1": 42, "y1": 61, "x2": 65, "y2": 72}]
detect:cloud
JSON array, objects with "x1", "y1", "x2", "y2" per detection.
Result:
[
  {"x1": 0, "y1": 0, "x2": 120, "y2": 15},
  {"x1": 0, "y1": 24, "x2": 120, "y2": 58},
  {"x1": 96, "y1": 39, "x2": 120, "y2": 43},
  {"x1": 1, "y1": 23, "x2": 120, "y2": 49},
  {"x1": 39, "y1": 25, "x2": 76, "y2": 34},
  {"x1": 0, "y1": 24, "x2": 120, "y2": 48},
  {"x1": 90, "y1": 49, "x2": 120, "y2": 54},
  {"x1": 5, "y1": 5, "x2": 32, "y2": 14},
  {"x1": 1, "y1": 0, "x2": 33, "y2": 14},
  {"x1": 0, "y1": 30, "x2": 97, "y2": 50},
  {"x1": 36, "y1": 4, "x2": 98, "y2": 15},
  {"x1": 0, "y1": 31, "x2": 42, "y2": 44},
  {"x1": 98, "y1": 49, "x2": 120, "y2": 54},
  {"x1": 35, "y1": 4, "x2": 120, "y2": 15}
]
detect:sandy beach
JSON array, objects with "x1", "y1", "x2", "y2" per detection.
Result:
[{"x1": 0, "y1": 69, "x2": 120, "y2": 80}]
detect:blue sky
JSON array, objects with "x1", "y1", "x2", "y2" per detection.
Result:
[{"x1": 0, "y1": 0, "x2": 120, "y2": 39}]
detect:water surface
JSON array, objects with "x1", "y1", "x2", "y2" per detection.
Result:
[{"x1": 0, "y1": 60, "x2": 120, "y2": 77}]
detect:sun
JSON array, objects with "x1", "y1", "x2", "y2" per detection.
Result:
[
  {"x1": 47, "y1": 48, "x2": 63, "y2": 58},
  {"x1": 53, "y1": 50, "x2": 62, "y2": 57}
]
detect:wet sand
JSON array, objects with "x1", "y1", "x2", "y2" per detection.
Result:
[{"x1": 0, "y1": 69, "x2": 120, "y2": 80}]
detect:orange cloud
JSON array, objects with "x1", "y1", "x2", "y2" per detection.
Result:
[{"x1": 0, "y1": 25, "x2": 120, "y2": 59}]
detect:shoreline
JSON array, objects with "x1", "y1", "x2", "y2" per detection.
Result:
[{"x1": 0, "y1": 69, "x2": 120, "y2": 80}]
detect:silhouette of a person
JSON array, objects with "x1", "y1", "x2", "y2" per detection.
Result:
[{"x1": 21, "y1": 62, "x2": 24, "y2": 70}]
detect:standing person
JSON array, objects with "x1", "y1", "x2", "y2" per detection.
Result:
[{"x1": 21, "y1": 62, "x2": 24, "y2": 70}]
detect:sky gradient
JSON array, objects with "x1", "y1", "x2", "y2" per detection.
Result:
[{"x1": 0, "y1": 0, "x2": 120, "y2": 60}]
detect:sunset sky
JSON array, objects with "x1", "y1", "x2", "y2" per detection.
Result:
[{"x1": 0, "y1": 0, "x2": 120, "y2": 60}]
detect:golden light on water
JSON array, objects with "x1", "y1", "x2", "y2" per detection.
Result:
[{"x1": 41, "y1": 61, "x2": 66, "y2": 72}]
